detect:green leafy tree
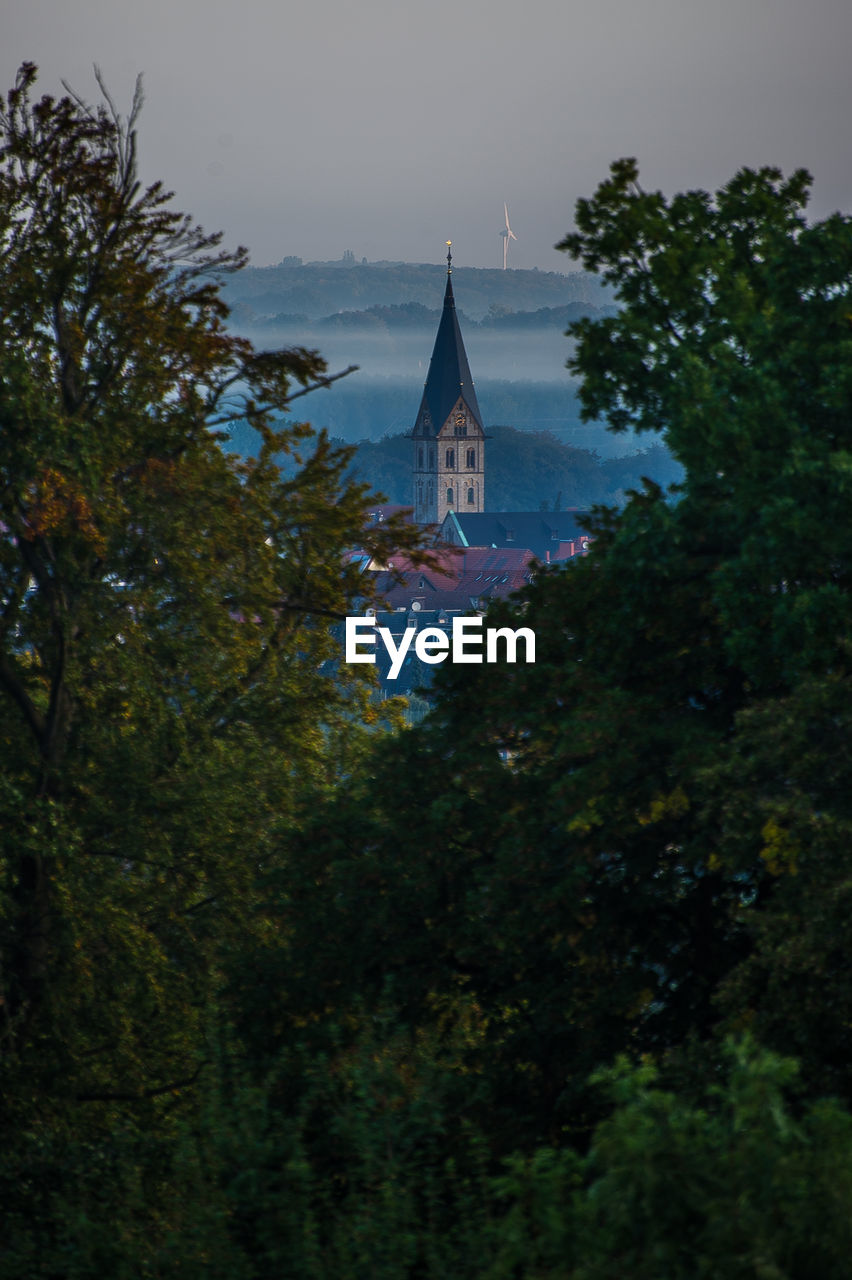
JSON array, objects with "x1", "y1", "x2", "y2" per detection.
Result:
[
  {"x1": 0, "y1": 62, "x2": 421, "y2": 1135},
  {"x1": 561, "y1": 156, "x2": 852, "y2": 688},
  {"x1": 556, "y1": 158, "x2": 852, "y2": 1096},
  {"x1": 487, "y1": 1039, "x2": 852, "y2": 1280}
]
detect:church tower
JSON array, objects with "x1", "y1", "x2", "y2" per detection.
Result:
[{"x1": 412, "y1": 244, "x2": 486, "y2": 524}]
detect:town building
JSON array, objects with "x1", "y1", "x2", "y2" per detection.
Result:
[
  {"x1": 439, "y1": 510, "x2": 590, "y2": 564},
  {"x1": 338, "y1": 254, "x2": 595, "y2": 702},
  {"x1": 411, "y1": 245, "x2": 486, "y2": 524},
  {"x1": 366, "y1": 545, "x2": 535, "y2": 612}
]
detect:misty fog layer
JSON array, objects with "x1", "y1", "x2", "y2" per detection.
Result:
[{"x1": 223, "y1": 262, "x2": 664, "y2": 460}]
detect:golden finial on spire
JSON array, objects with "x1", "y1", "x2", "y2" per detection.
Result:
[{"x1": 446, "y1": 240, "x2": 452, "y2": 272}]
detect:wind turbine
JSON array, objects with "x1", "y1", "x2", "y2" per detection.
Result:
[{"x1": 500, "y1": 202, "x2": 517, "y2": 269}]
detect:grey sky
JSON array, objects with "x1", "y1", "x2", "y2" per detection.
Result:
[{"x1": 4, "y1": 0, "x2": 851, "y2": 271}]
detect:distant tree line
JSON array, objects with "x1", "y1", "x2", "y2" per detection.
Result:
[
  {"x1": 221, "y1": 258, "x2": 610, "y2": 322},
  {"x1": 281, "y1": 301, "x2": 614, "y2": 333},
  {"x1": 338, "y1": 425, "x2": 683, "y2": 510},
  {"x1": 224, "y1": 415, "x2": 684, "y2": 511}
]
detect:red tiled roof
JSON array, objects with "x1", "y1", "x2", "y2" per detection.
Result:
[{"x1": 367, "y1": 544, "x2": 535, "y2": 610}]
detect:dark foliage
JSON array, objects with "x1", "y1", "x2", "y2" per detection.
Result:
[{"x1": 5, "y1": 86, "x2": 852, "y2": 1275}]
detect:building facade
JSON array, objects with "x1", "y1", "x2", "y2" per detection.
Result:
[{"x1": 412, "y1": 247, "x2": 486, "y2": 524}]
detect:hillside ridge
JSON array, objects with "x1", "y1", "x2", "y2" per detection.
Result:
[{"x1": 221, "y1": 257, "x2": 609, "y2": 322}]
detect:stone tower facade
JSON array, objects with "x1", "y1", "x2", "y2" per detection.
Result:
[{"x1": 412, "y1": 247, "x2": 485, "y2": 525}]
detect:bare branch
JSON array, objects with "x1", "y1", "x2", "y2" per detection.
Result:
[{"x1": 285, "y1": 363, "x2": 360, "y2": 402}]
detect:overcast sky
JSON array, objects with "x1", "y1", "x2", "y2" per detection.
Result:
[{"x1": 4, "y1": 0, "x2": 851, "y2": 272}]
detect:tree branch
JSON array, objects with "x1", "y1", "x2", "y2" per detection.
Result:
[
  {"x1": 287, "y1": 363, "x2": 360, "y2": 401},
  {"x1": 0, "y1": 652, "x2": 46, "y2": 744},
  {"x1": 74, "y1": 1059, "x2": 209, "y2": 1103}
]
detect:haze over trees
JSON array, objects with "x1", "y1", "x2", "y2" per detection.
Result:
[
  {"x1": 223, "y1": 257, "x2": 624, "y2": 453},
  {"x1": 220, "y1": 257, "x2": 611, "y2": 322},
  {"x1": 335, "y1": 426, "x2": 683, "y2": 510},
  {"x1": 4, "y1": 63, "x2": 852, "y2": 1277}
]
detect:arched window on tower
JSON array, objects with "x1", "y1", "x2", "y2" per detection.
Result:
[
  {"x1": 445, "y1": 448, "x2": 455, "y2": 469},
  {"x1": 466, "y1": 448, "x2": 476, "y2": 469},
  {"x1": 447, "y1": 487, "x2": 454, "y2": 506},
  {"x1": 418, "y1": 446, "x2": 424, "y2": 469},
  {"x1": 467, "y1": 486, "x2": 475, "y2": 504}
]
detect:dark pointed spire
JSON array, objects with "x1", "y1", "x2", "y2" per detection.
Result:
[{"x1": 416, "y1": 245, "x2": 483, "y2": 435}]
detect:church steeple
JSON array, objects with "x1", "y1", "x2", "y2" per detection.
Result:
[{"x1": 412, "y1": 245, "x2": 486, "y2": 524}]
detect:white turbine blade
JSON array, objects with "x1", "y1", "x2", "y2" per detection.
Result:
[{"x1": 502, "y1": 203, "x2": 516, "y2": 267}]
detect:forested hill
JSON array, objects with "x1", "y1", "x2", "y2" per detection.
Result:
[
  {"x1": 221, "y1": 260, "x2": 616, "y2": 428},
  {"x1": 220, "y1": 255, "x2": 610, "y2": 324},
  {"x1": 341, "y1": 427, "x2": 683, "y2": 511},
  {"x1": 223, "y1": 418, "x2": 684, "y2": 510},
  {"x1": 219, "y1": 257, "x2": 682, "y2": 510}
]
